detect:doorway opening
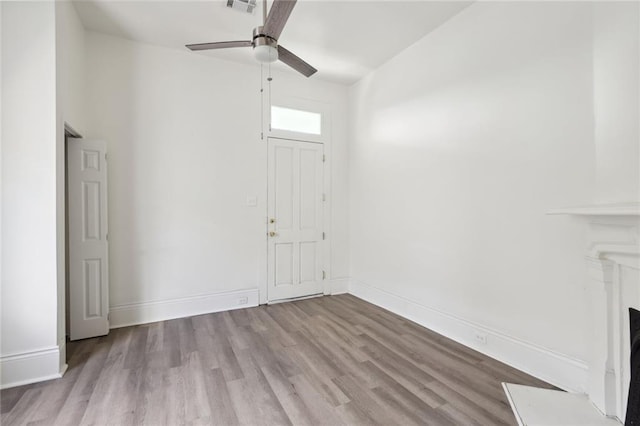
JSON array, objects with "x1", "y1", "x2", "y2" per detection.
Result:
[
  {"x1": 266, "y1": 137, "x2": 325, "y2": 302},
  {"x1": 64, "y1": 123, "x2": 82, "y2": 361},
  {"x1": 64, "y1": 127, "x2": 110, "y2": 347}
]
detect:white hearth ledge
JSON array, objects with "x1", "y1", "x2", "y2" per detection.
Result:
[{"x1": 503, "y1": 383, "x2": 620, "y2": 426}]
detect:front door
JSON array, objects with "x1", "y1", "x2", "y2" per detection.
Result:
[
  {"x1": 267, "y1": 138, "x2": 324, "y2": 302},
  {"x1": 67, "y1": 138, "x2": 110, "y2": 340}
]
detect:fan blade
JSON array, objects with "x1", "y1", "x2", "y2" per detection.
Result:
[
  {"x1": 262, "y1": 0, "x2": 297, "y2": 40},
  {"x1": 186, "y1": 40, "x2": 252, "y2": 51},
  {"x1": 277, "y1": 45, "x2": 317, "y2": 77}
]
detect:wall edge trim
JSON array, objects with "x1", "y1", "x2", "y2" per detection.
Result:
[
  {"x1": 109, "y1": 288, "x2": 260, "y2": 329},
  {"x1": 0, "y1": 346, "x2": 65, "y2": 389}
]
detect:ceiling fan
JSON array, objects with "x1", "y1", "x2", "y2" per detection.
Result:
[{"x1": 186, "y1": 0, "x2": 317, "y2": 77}]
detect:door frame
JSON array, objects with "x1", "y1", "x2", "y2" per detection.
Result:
[
  {"x1": 63, "y1": 123, "x2": 82, "y2": 344},
  {"x1": 266, "y1": 136, "x2": 326, "y2": 303},
  {"x1": 259, "y1": 95, "x2": 332, "y2": 304}
]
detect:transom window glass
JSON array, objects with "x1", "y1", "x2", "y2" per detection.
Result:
[{"x1": 271, "y1": 106, "x2": 322, "y2": 135}]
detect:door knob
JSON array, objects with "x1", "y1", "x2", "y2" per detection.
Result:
[
  {"x1": 270, "y1": 218, "x2": 276, "y2": 224},
  {"x1": 269, "y1": 231, "x2": 278, "y2": 237}
]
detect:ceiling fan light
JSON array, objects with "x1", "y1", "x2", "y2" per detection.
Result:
[{"x1": 254, "y1": 44, "x2": 278, "y2": 63}]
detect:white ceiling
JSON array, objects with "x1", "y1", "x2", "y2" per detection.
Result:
[{"x1": 74, "y1": 0, "x2": 472, "y2": 85}]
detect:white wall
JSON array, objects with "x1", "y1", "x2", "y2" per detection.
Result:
[
  {"x1": 84, "y1": 32, "x2": 349, "y2": 323},
  {"x1": 1, "y1": 1, "x2": 63, "y2": 387},
  {"x1": 57, "y1": 1, "x2": 87, "y2": 135},
  {"x1": 0, "y1": 1, "x2": 3, "y2": 347},
  {"x1": 593, "y1": 1, "x2": 640, "y2": 203},
  {"x1": 55, "y1": 0, "x2": 87, "y2": 359},
  {"x1": 348, "y1": 1, "x2": 598, "y2": 391}
]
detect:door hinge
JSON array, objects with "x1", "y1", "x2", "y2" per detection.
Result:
[
  {"x1": 107, "y1": 312, "x2": 111, "y2": 322},
  {"x1": 322, "y1": 154, "x2": 326, "y2": 162},
  {"x1": 322, "y1": 270, "x2": 326, "y2": 280},
  {"x1": 106, "y1": 233, "x2": 109, "y2": 241},
  {"x1": 322, "y1": 232, "x2": 325, "y2": 240},
  {"x1": 105, "y1": 153, "x2": 108, "y2": 162},
  {"x1": 261, "y1": 132, "x2": 264, "y2": 140},
  {"x1": 322, "y1": 193, "x2": 326, "y2": 202}
]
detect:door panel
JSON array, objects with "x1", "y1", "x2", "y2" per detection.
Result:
[
  {"x1": 299, "y1": 242, "x2": 317, "y2": 284},
  {"x1": 268, "y1": 138, "x2": 324, "y2": 301},
  {"x1": 299, "y1": 148, "x2": 318, "y2": 230},
  {"x1": 275, "y1": 243, "x2": 294, "y2": 286},
  {"x1": 84, "y1": 258, "x2": 103, "y2": 317},
  {"x1": 275, "y1": 146, "x2": 294, "y2": 231},
  {"x1": 68, "y1": 138, "x2": 109, "y2": 340},
  {"x1": 82, "y1": 181, "x2": 102, "y2": 240}
]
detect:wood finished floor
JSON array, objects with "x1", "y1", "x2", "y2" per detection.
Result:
[{"x1": 1, "y1": 294, "x2": 554, "y2": 426}]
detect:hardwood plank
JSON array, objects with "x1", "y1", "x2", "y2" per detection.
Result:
[
  {"x1": 287, "y1": 374, "x2": 346, "y2": 426},
  {"x1": 180, "y1": 352, "x2": 214, "y2": 424},
  {"x1": 281, "y1": 345, "x2": 350, "y2": 407},
  {"x1": 215, "y1": 340, "x2": 245, "y2": 382},
  {"x1": 177, "y1": 317, "x2": 198, "y2": 361},
  {"x1": 360, "y1": 360, "x2": 446, "y2": 409},
  {"x1": 332, "y1": 374, "x2": 397, "y2": 425},
  {"x1": 162, "y1": 366, "x2": 188, "y2": 425},
  {"x1": 202, "y1": 368, "x2": 240, "y2": 426},
  {"x1": 260, "y1": 364, "x2": 318, "y2": 426},
  {"x1": 144, "y1": 321, "x2": 164, "y2": 353},
  {"x1": 425, "y1": 380, "x2": 513, "y2": 426},
  {"x1": 131, "y1": 352, "x2": 167, "y2": 425},
  {"x1": 54, "y1": 342, "x2": 112, "y2": 425},
  {"x1": 22, "y1": 354, "x2": 87, "y2": 425},
  {"x1": 228, "y1": 308, "x2": 252, "y2": 328},
  {"x1": 1, "y1": 388, "x2": 44, "y2": 426},
  {"x1": 226, "y1": 368, "x2": 292, "y2": 426},
  {"x1": 79, "y1": 328, "x2": 136, "y2": 425},
  {"x1": 123, "y1": 325, "x2": 149, "y2": 369},
  {"x1": 192, "y1": 326, "x2": 220, "y2": 370},
  {"x1": 161, "y1": 319, "x2": 182, "y2": 368},
  {"x1": 371, "y1": 386, "x2": 452, "y2": 426},
  {"x1": 335, "y1": 400, "x2": 378, "y2": 425},
  {"x1": 1, "y1": 384, "x2": 31, "y2": 415},
  {"x1": 436, "y1": 402, "x2": 486, "y2": 426}
]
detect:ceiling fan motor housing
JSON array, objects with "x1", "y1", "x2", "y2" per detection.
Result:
[{"x1": 252, "y1": 26, "x2": 278, "y2": 63}]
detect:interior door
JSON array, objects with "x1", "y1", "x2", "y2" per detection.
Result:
[
  {"x1": 267, "y1": 138, "x2": 324, "y2": 302},
  {"x1": 67, "y1": 138, "x2": 109, "y2": 340}
]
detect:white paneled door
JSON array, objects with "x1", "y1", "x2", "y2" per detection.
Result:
[
  {"x1": 67, "y1": 138, "x2": 110, "y2": 340},
  {"x1": 267, "y1": 138, "x2": 324, "y2": 302}
]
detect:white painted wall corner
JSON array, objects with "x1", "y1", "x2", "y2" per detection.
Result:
[
  {"x1": 347, "y1": 279, "x2": 589, "y2": 394},
  {"x1": 109, "y1": 288, "x2": 259, "y2": 329},
  {"x1": 328, "y1": 277, "x2": 351, "y2": 295}
]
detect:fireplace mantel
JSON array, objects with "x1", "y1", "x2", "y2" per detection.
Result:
[
  {"x1": 548, "y1": 202, "x2": 639, "y2": 267},
  {"x1": 547, "y1": 202, "x2": 640, "y2": 217}
]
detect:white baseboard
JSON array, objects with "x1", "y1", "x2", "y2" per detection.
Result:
[
  {"x1": 348, "y1": 279, "x2": 589, "y2": 394},
  {"x1": 109, "y1": 288, "x2": 260, "y2": 329},
  {"x1": 328, "y1": 277, "x2": 351, "y2": 295},
  {"x1": 0, "y1": 346, "x2": 65, "y2": 389}
]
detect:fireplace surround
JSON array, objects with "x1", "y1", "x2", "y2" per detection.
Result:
[
  {"x1": 548, "y1": 203, "x2": 640, "y2": 423},
  {"x1": 505, "y1": 204, "x2": 640, "y2": 425},
  {"x1": 627, "y1": 307, "x2": 639, "y2": 425}
]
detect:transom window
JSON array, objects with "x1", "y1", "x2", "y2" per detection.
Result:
[{"x1": 271, "y1": 106, "x2": 322, "y2": 135}]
